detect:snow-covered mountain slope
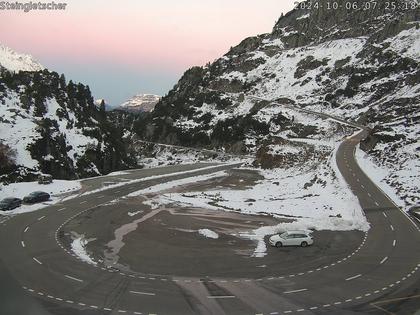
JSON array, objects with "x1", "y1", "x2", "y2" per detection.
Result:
[
  {"x1": 0, "y1": 43, "x2": 44, "y2": 72},
  {"x1": 0, "y1": 49, "x2": 137, "y2": 182},
  {"x1": 136, "y1": 0, "x2": 419, "y2": 207},
  {"x1": 118, "y1": 94, "x2": 160, "y2": 112}
]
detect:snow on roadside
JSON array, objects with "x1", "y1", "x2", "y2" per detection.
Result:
[
  {"x1": 70, "y1": 235, "x2": 97, "y2": 266},
  {"x1": 355, "y1": 144, "x2": 405, "y2": 207},
  {"x1": 128, "y1": 171, "x2": 227, "y2": 197},
  {"x1": 198, "y1": 229, "x2": 219, "y2": 239},
  {"x1": 79, "y1": 163, "x2": 237, "y2": 198},
  {"x1": 0, "y1": 180, "x2": 81, "y2": 215}
]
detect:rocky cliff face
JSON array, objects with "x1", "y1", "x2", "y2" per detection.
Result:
[
  {"x1": 136, "y1": 0, "x2": 419, "y2": 204},
  {"x1": 0, "y1": 46, "x2": 137, "y2": 182}
]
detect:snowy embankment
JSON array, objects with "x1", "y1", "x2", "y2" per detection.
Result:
[
  {"x1": 355, "y1": 145, "x2": 406, "y2": 207},
  {"x1": 0, "y1": 180, "x2": 81, "y2": 215}
]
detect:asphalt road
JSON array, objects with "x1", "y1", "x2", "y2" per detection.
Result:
[{"x1": 0, "y1": 132, "x2": 419, "y2": 314}]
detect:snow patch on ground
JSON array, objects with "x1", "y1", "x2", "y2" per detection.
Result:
[
  {"x1": 128, "y1": 210, "x2": 142, "y2": 217},
  {"x1": 198, "y1": 229, "x2": 219, "y2": 239},
  {"x1": 70, "y1": 236, "x2": 97, "y2": 266}
]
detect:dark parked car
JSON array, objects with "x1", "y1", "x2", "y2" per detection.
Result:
[
  {"x1": 23, "y1": 191, "x2": 50, "y2": 204},
  {"x1": 0, "y1": 198, "x2": 22, "y2": 211},
  {"x1": 408, "y1": 205, "x2": 420, "y2": 222}
]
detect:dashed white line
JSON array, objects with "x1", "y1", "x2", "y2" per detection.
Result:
[
  {"x1": 380, "y1": 256, "x2": 388, "y2": 264},
  {"x1": 37, "y1": 215, "x2": 46, "y2": 221},
  {"x1": 97, "y1": 195, "x2": 105, "y2": 199},
  {"x1": 284, "y1": 288, "x2": 308, "y2": 294},
  {"x1": 24, "y1": 226, "x2": 29, "y2": 233},
  {"x1": 79, "y1": 201, "x2": 87, "y2": 204},
  {"x1": 346, "y1": 274, "x2": 362, "y2": 281},
  {"x1": 57, "y1": 207, "x2": 66, "y2": 212},
  {"x1": 374, "y1": 201, "x2": 379, "y2": 206},
  {"x1": 32, "y1": 257, "x2": 42, "y2": 265},
  {"x1": 64, "y1": 275, "x2": 84, "y2": 282},
  {"x1": 383, "y1": 212, "x2": 387, "y2": 218},
  {"x1": 368, "y1": 193, "x2": 372, "y2": 197},
  {"x1": 21, "y1": 241, "x2": 25, "y2": 248},
  {"x1": 207, "y1": 295, "x2": 236, "y2": 299},
  {"x1": 393, "y1": 239, "x2": 396, "y2": 247},
  {"x1": 129, "y1": 291, "x2": 156, "y2": 296},
  {"x1": 390, "y1": 225, "x2": 394, "y2": 231}
]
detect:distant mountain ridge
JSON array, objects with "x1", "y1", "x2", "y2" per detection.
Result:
[{"x1": 118, "y1": 94, "x2": 160, "y2": 112}]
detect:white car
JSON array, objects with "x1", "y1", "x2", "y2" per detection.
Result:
[{"x1": 269, "y1": 230, "x2": 313, "y2": 247}]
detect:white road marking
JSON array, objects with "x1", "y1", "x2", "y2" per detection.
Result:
[
  {"x1": 207, "y1": 295, "x2": 236, "y2": 299},
  {"x1": 97, "y1": 195, "x2": 105, "y2": 199},
  {"x1": 57, "y1": 207, "x2": 66, "y2": 212},
  {"x1": 24, "y1": 226, "x2": 29, "y2": 233},
  {"x1": 115, "y1": 190, "x2": 121, "y2": 193},
  {"x1": 374, "y1": 202, "x2": 379, "y2": 206},
  {"x1": 37, "y1": 216, "x2": 46, "y2": 221},
  {"x1": 368, "y1": 193, "x2": 372, "y2": 197},
  {"x1": 79, "y1": 201, "x2": 87, "y2": 204},
  {"x1": 33, "y1": 257, "x2": 42, "y2": 265},
  {"x1": 383, "y1": 212, "x2": 387, "y2": 218},
  {"x1": 393, "y1": 239, "x2": 396, "y2": 247},
  {"x1": 380, "y1": 257, "x2": 388, "y2": 264},
  {"x1": 129, "y1": 291, "x2": 155, "y2": 296},
  {"x1": 103, "y1": 308, "x2": 112, "y2": 311},
  {"x1": 64, "y1": 275, "x2": 84, "y2": 282},
  {"x1": 284, "y1": 288, "x2": 308, "y2": 294},
  {"x1": 390, "y1": 225, "x2": 394, "y2": 231},
  {"x1": 21, "y1": 241, "x2": 25, "y2": 248},
  {"x1": 346, "y1": 274, "x2": 362, "y2": 281}
]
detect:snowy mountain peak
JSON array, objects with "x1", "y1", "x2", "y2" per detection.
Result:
[
  {"x1": 0, "y1": 43, "x2": 45, "y2": 72},
  {"x1": 118, "y1": 94, "x2": 160, "y2": 112}
]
